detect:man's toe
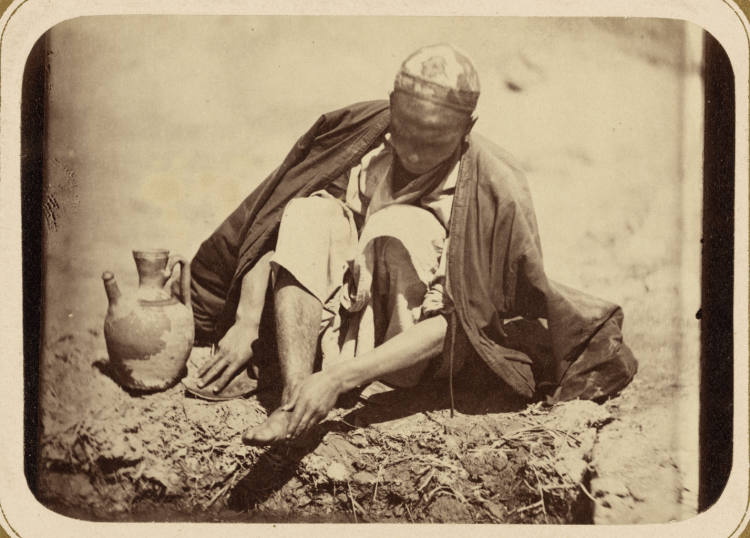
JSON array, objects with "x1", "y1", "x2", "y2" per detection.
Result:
[{"x1": 242, "y1": 411, "x2": 291, "y2": 446}]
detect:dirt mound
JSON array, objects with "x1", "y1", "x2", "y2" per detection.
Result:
[
  {"x1": 232, "y1": 399, "x2": 606, "y2": 524},
  {"x1": 38, "y1": 331, "x2": 618, "y2": 523},
  {"x1": 38, "y1": 331, "x2": 267, "y2": 517}
]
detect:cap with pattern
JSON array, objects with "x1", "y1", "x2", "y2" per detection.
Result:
[{"x1": 394, "y1": 44, "x2": 480, "y2": 114}]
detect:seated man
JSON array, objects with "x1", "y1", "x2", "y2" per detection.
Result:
[{"x1": 188, "y1": 44, "x2": 638, "y2": 446}]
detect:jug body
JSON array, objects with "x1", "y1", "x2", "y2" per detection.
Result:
[{"x1": 103, "y1": 249, "x2": 194, "y2": 391}]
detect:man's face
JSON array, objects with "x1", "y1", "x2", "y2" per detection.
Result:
[{"x1": 389, "y1": 92, "x2": 473, "y2": 176}]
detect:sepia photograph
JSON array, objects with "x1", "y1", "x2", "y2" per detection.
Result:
[{"x1": 1, "y1": 5, "x2": 744, "y2": 534}]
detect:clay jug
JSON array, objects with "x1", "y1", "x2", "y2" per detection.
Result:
[{"x1": 102, "y1": 249, "x2": 194, "y2": 391}]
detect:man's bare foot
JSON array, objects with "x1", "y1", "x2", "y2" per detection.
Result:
[{"x1": 242, "y1": 408, "x2": 292, "y2": 446}]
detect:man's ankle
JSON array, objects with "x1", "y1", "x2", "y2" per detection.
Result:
[
  {"x1": 280, "y1": 384, "x2": 298, "y2": 408},
  {"x1": 280, "y1": 378, "x2": 307, "y2": 407}
]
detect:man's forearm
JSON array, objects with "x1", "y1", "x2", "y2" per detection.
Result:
[
  {"x1": 196, "y1": 250, "x2": 275, "y2": 389},
  {"x1": 330, "y1": 314, "x2": 448, "y2": 393}
]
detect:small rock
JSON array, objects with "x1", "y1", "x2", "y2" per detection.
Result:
[
  {"x1": 555, "y1": 457, "x2": 589, "y2": 484},
  {"x1": 491, "y1": 452, "x2": 509, "y2": 471},
  {"x1": 315, "y1": 492, "x2": 333, "y2": 505},
  {"x1": 437, "y1": 472, "x2": 454, "y2": 486},
  {"x1": 442, "y1": 434, "x2": 463, "y2": 458},
  {"x1": 352, "y1": 471, "x2": 377, "y2": 485},
  {"x1": 468, "y1": 425, "x2": 492, "y2": 446},
  {"x1": 326, "y1": 462, "x2": 352, "y2": 482},
  {"x1": 481, "y1": 498, "x2": 505, "y2": 521},
  {"x1": 498, "y1": 420, "x2": 526, "y2": 436},
  {"x1": 578, "y1": 428, "x2": 598, "y2": 458},
  {"x1": 462, "y1": 451, "x2": 503, "y2": 477},
  {"x1": 428, "y1": 495, "x2": 473, "y2": 523},
  {"x1": 286, "y1": 477, "x2": 303, "y2": 491},
  {"x1": 444, "y1": 415, "x2": 473, "y2": 436},
  {"x1": 549, "y1": 400, "x2": 612, "y2": 434},
  {"x1": 348, "y1": 431, "x2": 369, "y2": 448}
]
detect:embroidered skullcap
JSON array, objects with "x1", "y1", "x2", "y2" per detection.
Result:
[{"x1": 394, "y1": 44, "x2": 480, "y2": 114}]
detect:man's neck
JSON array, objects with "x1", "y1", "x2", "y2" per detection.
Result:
[{"x1": 391, "y1": 155, "x2": 422, "y2": 193}]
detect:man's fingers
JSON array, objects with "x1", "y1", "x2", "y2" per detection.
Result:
[
  {"x1": 291, "y1": 413, "x2": 317, "y2": 441},
  {"x1": 196, "y1": 359, "x2": 213, "y2": 378},
  {"x1": 290, "y1": 408, "x2": 321, "y2": 441},
  {"x1": 211, "y1": 362, "x2": 243, "y2": 394},
  {"x1": 196, "y1": 355, "x2": 228, "y2": 388},
  {"x1": 197, "y1": 349, "x2": 224, "y2": 377},
  {"x1": 286, "y1": 403, "x2": 308, "y2": 439},
  {"x1": 290, "y1": 413, "x2": 310, "y2": 441}
]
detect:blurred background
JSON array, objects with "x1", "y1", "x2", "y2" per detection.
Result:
[{"x1": 38, "y1": 16, "x2": 705, "y2": 515}]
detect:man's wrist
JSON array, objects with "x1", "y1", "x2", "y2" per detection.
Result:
[
  {"x1": 327, "y1": 363, "x2": 357, "y2": 394},
  {"x1": 231, "y1": 315, "x2": 260, "y2": 342}
]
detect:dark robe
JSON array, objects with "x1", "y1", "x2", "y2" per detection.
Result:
[{"x1": 190, "y1": 100, "x2": 638, "y2": 403}]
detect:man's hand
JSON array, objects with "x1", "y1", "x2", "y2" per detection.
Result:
[
  {"x1": 196, "y1": 323, "x2": 257, "y2": 394},
  {"x1": 281, "y1": 371, "x2": 343, "y2": 441}
]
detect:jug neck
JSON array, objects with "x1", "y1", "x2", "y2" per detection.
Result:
[{"x1": 133, "y1": 250, "x2": 170, "y2": 289}]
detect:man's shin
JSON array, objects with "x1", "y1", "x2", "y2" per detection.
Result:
[{"x1": 273, "y1": 268, "x2": 323, "y2": 404}]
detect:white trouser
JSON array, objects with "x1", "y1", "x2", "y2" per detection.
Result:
[{"x1": 270, "y1": 195, "x2": 451, "y2": 387}]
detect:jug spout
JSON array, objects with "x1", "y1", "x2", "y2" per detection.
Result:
[{"x1": 102, "y1": 271, "x2": 121, "y2": 305}]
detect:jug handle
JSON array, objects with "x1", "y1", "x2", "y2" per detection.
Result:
[{"x1": 166, "y1": 254, "x2": 192, "y2": 309}]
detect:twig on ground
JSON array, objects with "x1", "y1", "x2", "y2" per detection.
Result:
[
  {"x1": 204, "y1": 480, "x2": 232, "y2": 509},
  {"x1": 422, "y1": 485, "x2": 445, "y2": 505},
  {"x1": 417, "y1": 468, "x2": 436, "y2": 492},
  {"x1": 347, "y1": 481, "x2": 358, "y2": 523},
  {"x1": 450, "y1": 485, "x2": 468, "y2": 504},
  {"x1": 481, "y1": 505, "x2": 503, "y2": 523},
  {"x1": 423, "y1": 411, "x2": 444, "y2": 428},
  {"x1": 404, "y1": 502, "x2": 415, "y2": 523},
  {"x1": 387, "y1": 454, "x2": 462, "y2": 472},
  {"x1": 534, "y1": 469, "x2": 548, "y2": 524},
  {"x1": 517, "y1": 416, "x2": 544, "y2": 430},
  {"x1": 132, "y1": 460, "x2": 146, "y2": 481},
  {"x1": 578, "y1": 482, "x2": 600, "y2": 505},
  {"x1": 350, "y1": 497, "x2": 373, "y2": 522},
  {"x1": 369, "y1": 461, "x2": 384, "y2": 514},
  {"x1": 554, "y1": 424, "x2": 574, "y2": 459},
  {"x1": 474, "y1": 490, "x2": 504, "y2": 522},
  {"x1": 515, "y1": 500, "x2": 543, "y2": 514}
]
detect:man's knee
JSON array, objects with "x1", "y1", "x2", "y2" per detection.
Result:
[
  {"x1": 274, "y1": 196, "x2": 355, "y2": 308},
  {"x1": 282, "y1": 197, "x2": 345, "y2": 228},
  {"x1": 365, "y1": 206, "x2": 445, "y2": 262},
  {"x1": 370, "y1": 210, "x2": 445, "y2": 288},
  {"x1": 378, "y1": 236, "x2": 410, "y2": 269}
]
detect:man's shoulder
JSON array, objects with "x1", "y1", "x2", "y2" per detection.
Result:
[
  {"x1": 464, "y1": 134, "x2": 539, "y2": 236},
  {"x1": 468, "y1": 133, "x2": 525, "y2": 178},
  {"x1": 466, "y1": 133, "x2": 530, "y2": 197},
  {"x1": 319, "y1": 100, "x2": 390, "y2": 129}
]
